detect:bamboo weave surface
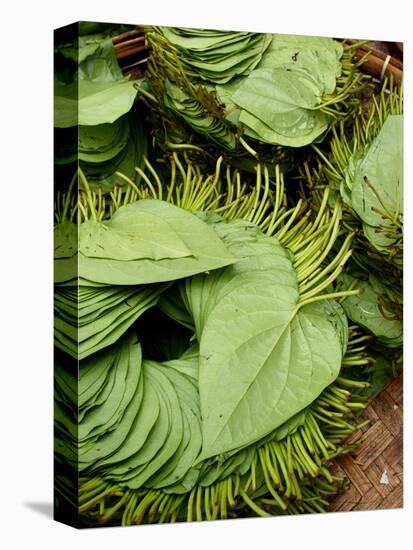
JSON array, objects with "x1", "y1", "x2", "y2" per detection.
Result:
[{"x1": 329, "y1": 374, "x2": 403, "y2": 512}]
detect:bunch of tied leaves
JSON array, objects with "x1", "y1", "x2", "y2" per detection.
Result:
[
  {"x1": 301, "y1": 79, "x2": 403, "y2": 394},
  {"x1": 54, "y1": 22, "x2": 147, "y2": 192},
  {"x1": 54, "y1": 155, "x2": 372, "y2": 525},
  {"x1": 138, "y1": 27, "x2": 368, "y2": 160}
]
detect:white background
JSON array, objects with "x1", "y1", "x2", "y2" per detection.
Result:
[{"x1": 0, "y1": 1, "x2": 411, "y2": 548}]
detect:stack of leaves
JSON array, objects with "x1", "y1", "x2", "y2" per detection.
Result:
[
  {"x1": 311, "y1": 81, "x2": 403, "y2": 268},
  {"x1": 215, "y1": 34, "x2": 344, "y2": 147},
  {"x1": 332, "y1": 116, "x2": 402, "y2": 268},
  {"x1": 297, "y1": 79, "x2": 403, "y2": 397},
  {"x1": 53, "y1": 26, "x2": 403, "y2": 525},
  {"x1": 159, "y1": 27, "x2": 272, "y2": 84},
  {"x1": 54, "y1": 284, "x2": 168, "y2": 360},
  {"x1": 305, "y1": 81, "x2": 403, "y2": 351},
  {"x1": 54, "y1": 182, "x2": 239, "y2": 359},
  {"x1": 143, "y1": 28, "x2": 368, "y2": 153},
  {"x1": 54, "y1": 156, "x2": 372, "y2": 525},
  {"x1": 55, "y1": 333, "x2": 143, "y2": 467},
  {"x1": 162, "y1": 79, "x2": 237, "y2": 149},
  {"x1": 54, "y1": 23, "x2": 147, "y2": 191}
]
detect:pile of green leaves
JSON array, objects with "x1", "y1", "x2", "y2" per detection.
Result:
[
  {"x1": 307, "y1": 81, "x2": 403, "y2": 351},
  {"x1": 54, "y1": 199, "x2": 238, "y2": 358},
  {"x1": 54, "y1": 24, "x2": 147, "y2": 191},
  {"x1": 299, "y1": 79, "x2": 404, "y2": 397},
  {"x1": 215, "y1": 35, "x2": 343, "y2": 147},
  {"x1": 145, "y1": 28, "x2": 366, "y2": 153},
  {"x1": 53, "y1": 24, "x2": 403, "y2": 527},
  {"x1": 342, "y1": 114, "x2": 402, "y2": 267},
  {"x1": 54, "y1": 156, "x2": 374, "y2": 525}
]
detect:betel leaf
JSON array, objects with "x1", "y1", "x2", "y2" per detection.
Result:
[
  {"x1": 56, "y1": 80, "x2": 139, "y2": 128},
  {"x1": 76, "y1": 200, "x2": 238, "y2": 285},
  {"x1": 54, "y1": 80, "x2": 138, "y2": 128},
  {"x1": 54, "y1": 283, "x2": 168, "y2": 360},
  {"x1": 54, "y1": 221, "x2": 77, "y2": 259},
  {"x1": 218, "y1": 67, "x2": 330, "y2": 147},
  {"x1": 349, "y1": 115, "x2": 403, "y2": 229},
  {"x1": 78, "y1": 80, "x2": 138, "y2": 126},
  {"x1": 182, "y1": 216, "x2": 297, "y2": 340},
  {"x1": 176, "y1": 215, "x2": 345, "y2": 460},
  {"x1": 80, "y1": 106, "x2": 147, "y2": 193},
  {"x1": 163, "y1": 79, "x2": 237, "y2": 149},
  {"x1": 160, "y1": 27, "x2": 252, "y2": 51},
  {"x1": 54, "y1": 220, "x2": 78, "y2": 282},
  {"x1": 79, "y1": 215, "x2": 191, "y2": 261},
  {"x1": 337, "y1": 272, "x2": 402, "y2": 347},
  {"x1": 199, "y1": 296, "x2": 343, "y2": 460},
  {"x1": 257, "y1": 34, "x2": 343, "y2": 95},
  {"x1": 56, "y1": 32, "x2": 121, "y2": 66},
  {"x1": 56, "y1": 332, "x2": 144, "y2": 468},
  {"x1": 78, "y1": 36, "x2": 122, "y2": 82},
  {"x1": 232, "y1": 66, "x2": 325, "y2": 121},
  {"x1": 55, "y1": 34, "x2": 138, "y2": 128}
]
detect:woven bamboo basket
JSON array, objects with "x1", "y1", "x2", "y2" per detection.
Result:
[
  {"x1": 112, "y1": 27, "x2": 404, "y2": 514},
  {"x1": 329, "y1": 374, "x2": 403, "y2": 511}
]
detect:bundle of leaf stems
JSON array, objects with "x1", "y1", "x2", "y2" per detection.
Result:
[{"x1": 302, "y1": 77, "x2": 403, "y2": 274}]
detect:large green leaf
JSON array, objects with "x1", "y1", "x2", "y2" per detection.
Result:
[
  {"x1": 55, "y1": 332, "x2": 144, "y2": 468},
  {"x1": 75, "y1": 200, "x2": 238, "y2": 285},
  {"x1": 182, "y1": 216, "x2": 297, "y2": 339},
  {"x1": 55, "y1": 32, "x2": 121, "y2": 66},
  {"x1": 198, "y1": 287, "x2": 343, "y2": 459},
  {"x1": 160, "y1": 27, "x2": 253, "y2": 51},
  {"x1": 54, "y1": 34, "x2": 138, "y2": 128},
  {"x1": 219, "y1": 67, "x2": 330, "y2": 146},
  {"x1": 54, "y1": 221, "x2": 77, "y2": 259},
  {"x1": 176, "y1": 216, "x2": 345, "y2": 459},
  {"x1": 79, "y1": 215, "x2": 191, "y2": 261},
  {"x1": 54, "y1": 80, "x2": 138, "y2": 128},
  {"x1": 337, "y1": 272, "x2": 402, "y2": 347},
  {"x1": 163, "y1": 79, "x2": 237, "y2": 149},
  {"x1": 78, "y1": 80, "x2": 138, "y2": 126},
  {"x1": 257, "y1": 34, "x2": 343, "y2": 94},
  {"x1": 349, "y1": 115, "x2": 403, "y2": 230}
]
